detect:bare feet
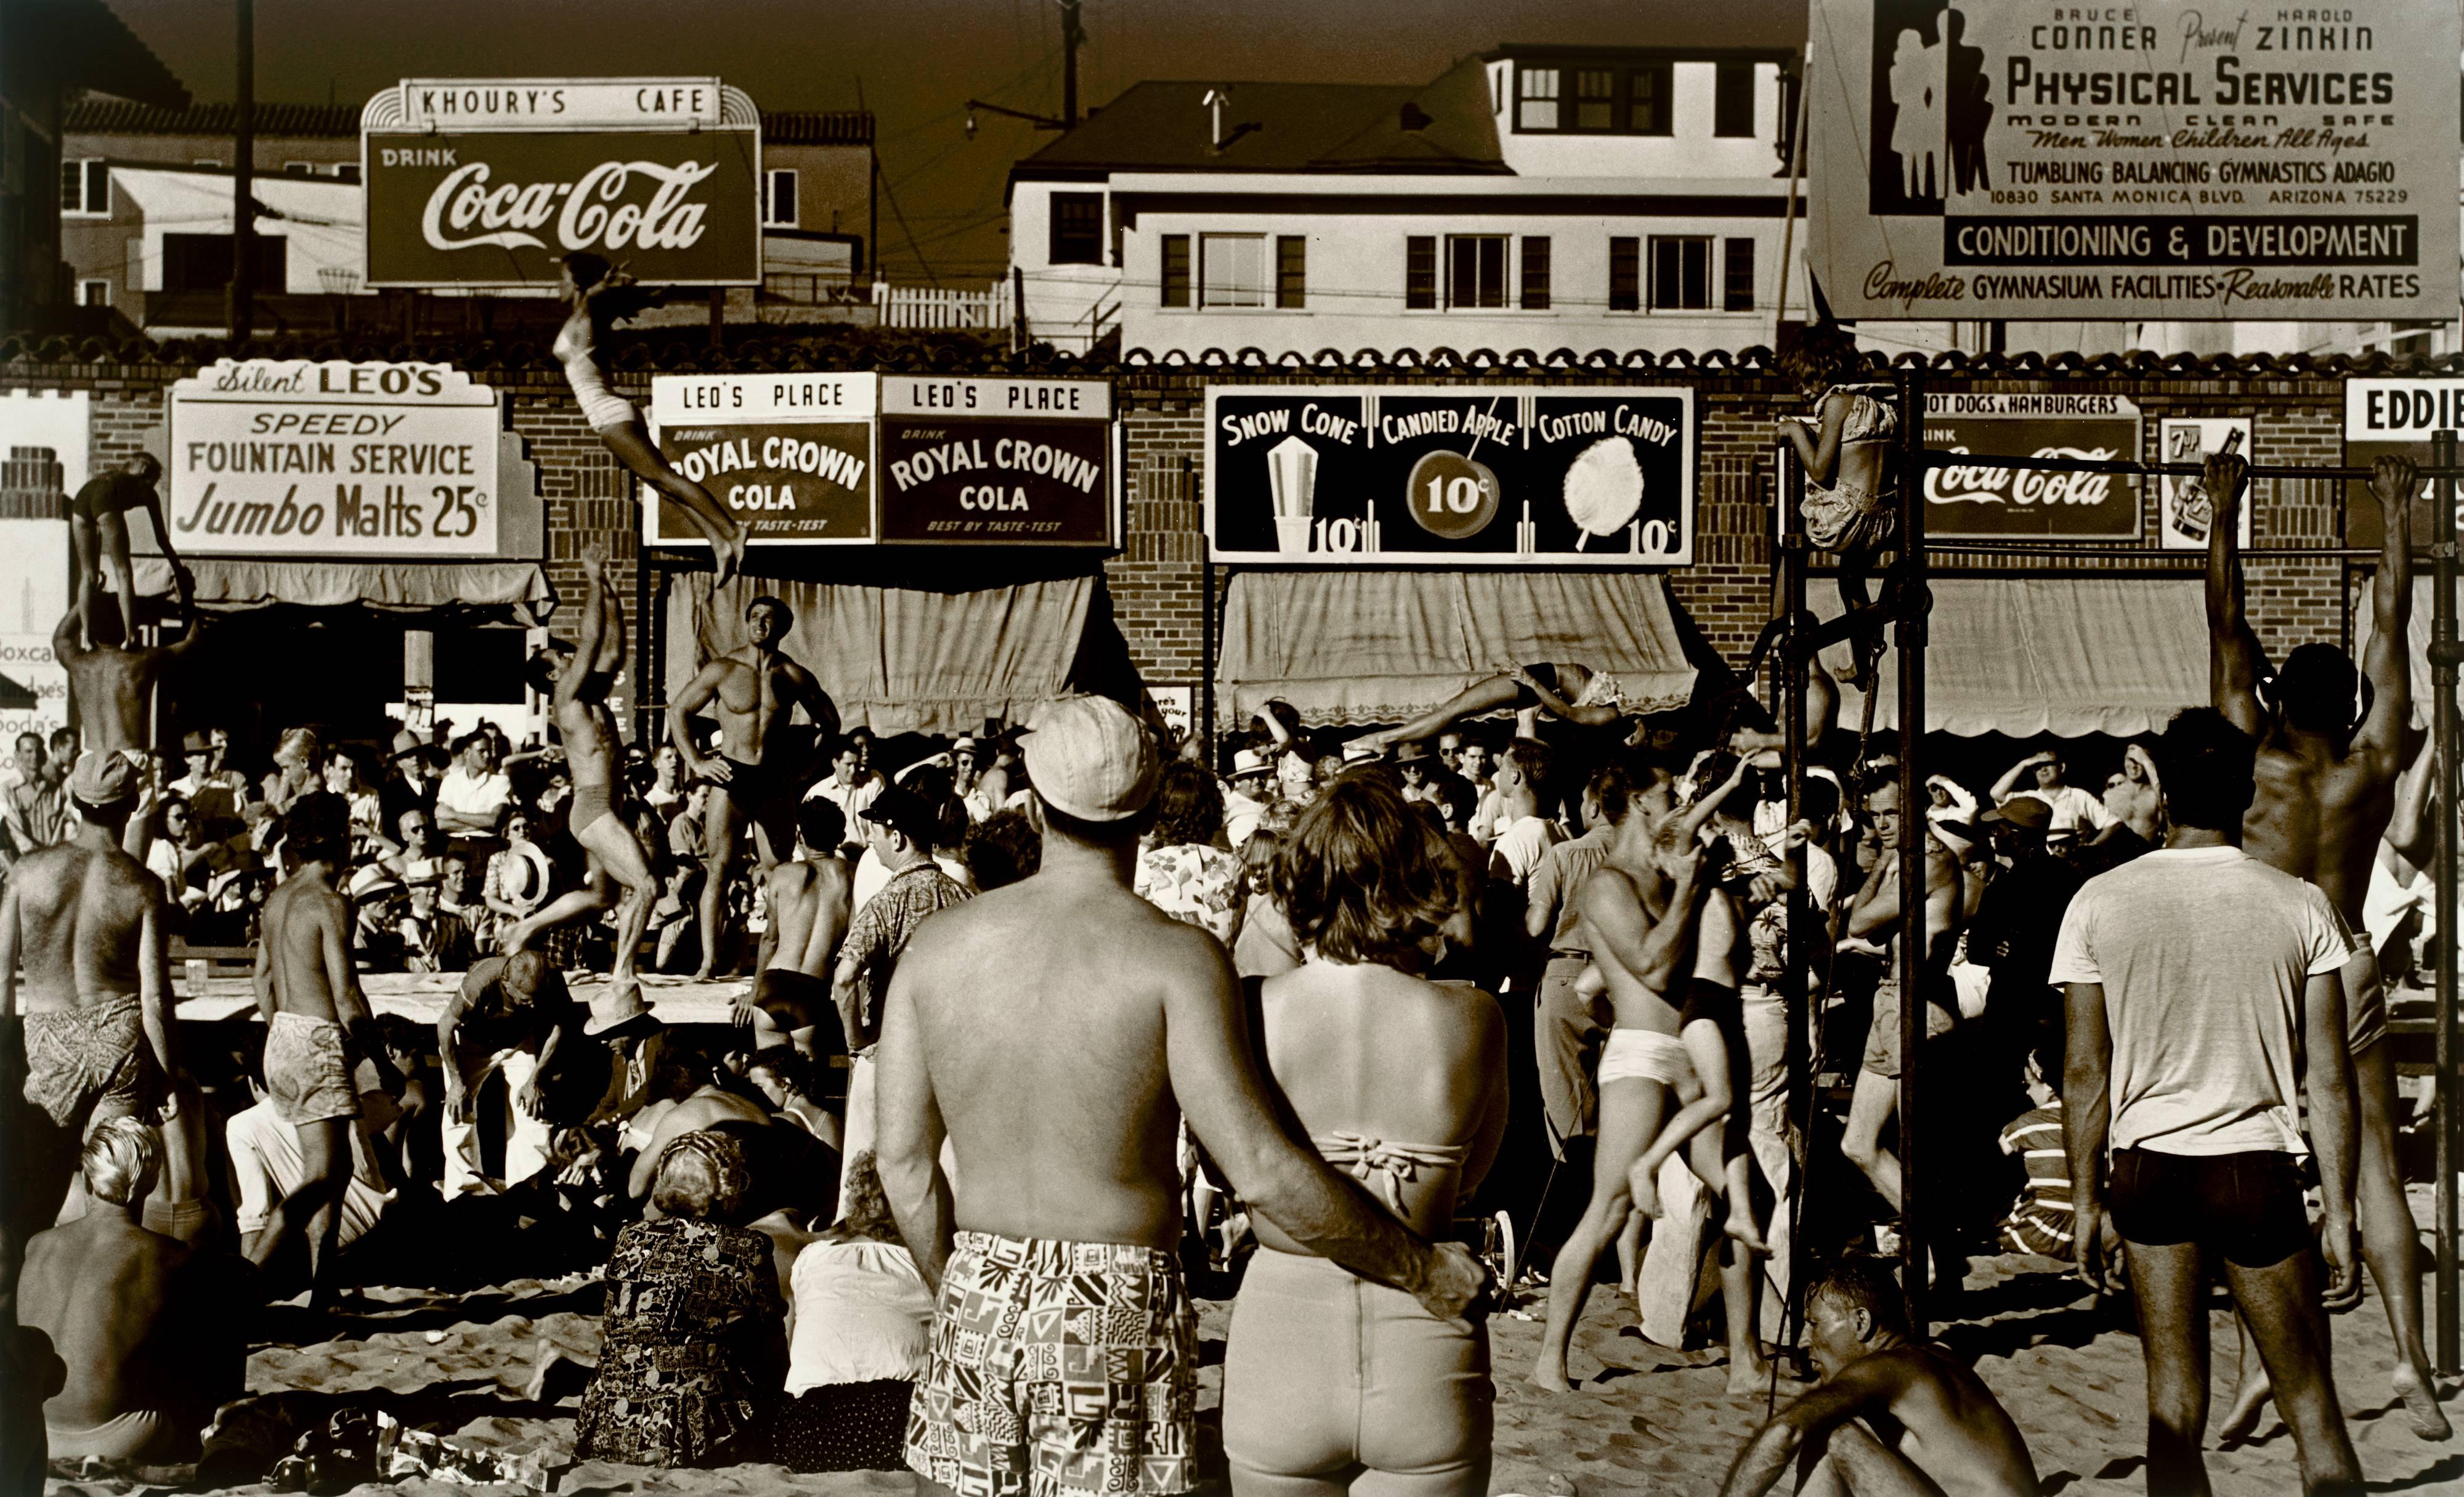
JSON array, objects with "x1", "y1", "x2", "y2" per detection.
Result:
[
  {"x1": 1627, "y1": 1157, "x2": 1662, "y2": 1219},
  {"x1": 2393, "y1": 1363, "x2": 2454, "y2": 1441},
  {"x1": 1532, "y1": 1355, "x2": 1574, "y2": 1394},
  {"x1": 711, "y1": 521, "x2": 750, "y2": 585},
  {"x1": 1727, "y1": 1356, "x2": 1777, "y2": 1397},
  {"x1": 1725, "y1": 1206, "x2": 1770, "y2": 1254},
  {"x1": 2218, "y1": 1369, "x2": 2272, "y2": 1445}
]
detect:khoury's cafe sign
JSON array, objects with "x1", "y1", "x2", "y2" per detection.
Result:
[
  {"x1": 361, "y1": 78, "x2": 761, "y2": 288},
  {"x1": 166, "y1": 360, "x2": 509, "y2": 557}
]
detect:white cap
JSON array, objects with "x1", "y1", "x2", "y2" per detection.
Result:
[{"x1": 1023, "y1": 696, "x2": 1159, "y2": 823}]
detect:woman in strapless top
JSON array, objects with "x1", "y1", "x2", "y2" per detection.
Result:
[{"x1": 1225, "y1": 774, "x2": 1508, "y2": 1497}]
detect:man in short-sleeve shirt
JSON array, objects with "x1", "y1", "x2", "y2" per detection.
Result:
[{"x1": 2053, "y1": 708, "x2": 2363, "y2": 1496}]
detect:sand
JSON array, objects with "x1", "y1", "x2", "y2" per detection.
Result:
[{"x1": 39, "y1": 1225, "x2": 2464, "y2": 1497}]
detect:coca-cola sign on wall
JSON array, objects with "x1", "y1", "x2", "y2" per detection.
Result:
[
  {"x1": 1920, "y1": 391, "x2": 2142, "y2": 540},
  {"x1": 361, "y1": 78, "x2": 760, "y2": 287}
]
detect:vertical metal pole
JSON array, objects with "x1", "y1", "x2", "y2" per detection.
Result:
[
  {"x1": 227, "y1": 0, "x2": 255, "y2": 343},
  {"x1": 2436, "y1": 428, "x2": 2458, "y2": 1375},
  {"x1": 1198, "y1": 455, "x2": 1216, "y2": 758},
  {"x1": 1895, "y1": 369, "x2": 1928, "y2": 1334},
  {"x1": 632, "y1": 545, "x2": 651, "y2": 746},
  {"x1": 1778, "y1": 439, "x2": 1811, "y2": 1358}
]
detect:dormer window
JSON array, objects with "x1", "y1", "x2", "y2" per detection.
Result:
[
  {"x1": 1573, "y1": 70, "x2": 1615, "y2": 130},
  {"x1": 1512, "y1": 59, "x2": 1675, "y2": 135},
  {"x1": 1516, "y1": 68, "x2": 1560, "y2": 131}
]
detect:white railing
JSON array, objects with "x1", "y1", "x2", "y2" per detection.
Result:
[{"x1": 872, "y1": 278, "x2": 1012, "y2": 331}]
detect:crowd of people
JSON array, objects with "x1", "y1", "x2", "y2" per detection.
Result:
[{"x1": 0, "y1": 431, "x2": 2451, "y2": 1497}]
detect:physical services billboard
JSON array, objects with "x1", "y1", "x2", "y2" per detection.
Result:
[
  {"x1": 362, "y1": 78, "x2": 761, "y2": 288},
  {"x1": 1808, "y1": 1, "x2": 2460, "y2": 322}
]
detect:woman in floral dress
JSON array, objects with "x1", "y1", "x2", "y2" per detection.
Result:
[{"x1": 1133, "y1": 760, "x2": 1246, "y2": 947}]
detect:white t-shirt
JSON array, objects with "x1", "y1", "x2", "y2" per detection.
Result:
[
  {"x1": 227, "y1": 1097, "x2": 394, "y2": 1247},
  {"x1": 785, "y1": 1237, "x2": 934, "y2": 1394},
  {"x1": 435, "y1": 768, "x2": 511, "y2": 824},
  {"x1": 2008, "y1": 784, "x2": 2113, "y2": 835},
  {"x1": 1490, "y1": 814, "x2": 1566, "y2": 888},
  {"x1": 808, "y1": 771, "x2": 885, "y2": 822},
  {"x1": 2049, "y1": 845, "x2": 2353, "y2": 1157}
]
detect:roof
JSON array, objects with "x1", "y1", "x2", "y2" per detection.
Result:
[
  {"x1": 1016, "y1": 71, "x2": 1504, "y2": 177},
  {"x1": 1492, "y1": 0, "x2": 1806, "y2": 53},
  {"x1": 17, "y1": 1, "x2": 187, "y2": 112},
  {"x1": 67, "y1": 96, "x2": 874, "y2": 147}
]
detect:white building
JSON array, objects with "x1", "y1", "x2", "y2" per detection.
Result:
[{"x1": 1007, "y1": 42, "x2": 1809, "y2": 356}]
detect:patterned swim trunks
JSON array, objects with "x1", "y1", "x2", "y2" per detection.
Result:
[
  {"x1": 22, "y1": 992, "x2": 158, "y2": 1129},
  {"x1": 263, "y1": 1011, "x2": 362, "y2": 1125},
  {"x1": 905, "y1": 1231, "x2": 1196, "y2": 1497}
]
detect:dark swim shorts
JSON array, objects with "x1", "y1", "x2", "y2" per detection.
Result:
[{"x1": 2108, "y1": 1145, "x2": 2309, "y2": 1268}]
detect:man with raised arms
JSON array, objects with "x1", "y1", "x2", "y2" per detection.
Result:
[
  {"x1": 874, "y1": 696, "x2": 1485, "y2": 1497},
  {"x1": 668, "y1": 593, "x2": 839, "y2": 980},
  {"x1": 2206, "y1": 448, "x2": 2445, "y2": 1439}
]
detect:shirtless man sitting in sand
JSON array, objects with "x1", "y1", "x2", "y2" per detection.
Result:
[
  {"x1": 2205, "y1": 450, "x2": 2448, "y2": 1441},
  {"x1": 737, "y1": 798, "x2": 852, "y2": 1057},
  {"x1": 18, "y1": 1118, "x2": 241, "y2": 1468},
  {"x1": 875, "y1": 694, "x2": 1486, "y2": 1497},
  {"x1": 1722, "y1": 1259, "x2": 2039, "y2": 1496},
  {"x1": 0, "y1": 753, "x2": 177, "y2": 1316},
  {"x1": 668, "y1": 594, "x2": 839, "y2": 980},
  {"x1": 251, "y1": 794, "x2": 402, "y2": 1313}
]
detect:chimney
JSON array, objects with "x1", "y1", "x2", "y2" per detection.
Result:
[{"x1": 1201, "y1": 86, "x2": 1230, "y2": 152}]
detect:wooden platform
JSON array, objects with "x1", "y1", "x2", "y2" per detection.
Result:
[{"x1": 172, "y1": 970, "x2": 750, "y2": 1028}]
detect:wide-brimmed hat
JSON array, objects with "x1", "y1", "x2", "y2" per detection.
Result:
[
  {"x1": 182, "y1": 731, "x2": 211, "y2": 754},
  {"x1": 388, "y1": 729, "x2": 424, "y2": 761},
  {"x1": 585, "y1": 980, "x2": 660, "y2": 1037},
  {"x1": 1230, "y1": 748, "x2": 1273, "y2": 781},
  {"x1": 1392, "y1": 740, "x2": 1434, "y2": 766},
  {"x1": 1979, "y1": 796, "x2": 2053, "y2": 833}
]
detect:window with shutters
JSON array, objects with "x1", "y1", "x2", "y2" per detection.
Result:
[
  {"x1": 1406, "y1": 236, "x2": 1437, "y2": 310},
  {"x1": 1520, "y1": 237, "x2": 1551, "y2": 310},
  {"x1": 1161, "y1": 235, "x2": 1191, "y2": 307},
  {"x1": 1048, "y1": 193, "x2": 1104, "y2": 265},
  {"x1": 1723, "y1": 238, "x2": 1755, "y2": 311},
  {"x1": 1649, "y1": 235, "x2": 1712, "y2": 310},
  {"x1": 1276, "y1": 236, "x2": 1306, "y2": 309},
  {"x1": 1608, "y1": 237, "x2": 1640, "y2": 312},
  {"x1": 1714, "y1": 63, "x2": 1756, "y2": 137}
]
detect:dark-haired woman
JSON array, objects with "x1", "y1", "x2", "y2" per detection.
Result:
[
  {"x1": 1222, "y1": 775, "x2": 1507, "y2": 1497},
  {"x1": 554, "y1": 252, "x2": 750, "y2": 580}
]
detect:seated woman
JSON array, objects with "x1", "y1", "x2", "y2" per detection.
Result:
[
  {"x1": 766, "y1": 1152, "x2": 933, "y2": 1474},
  {"x1": 554, "y1": 253, "x2": 749, "y2": 580},
  {"x1": 575, "y1": 1130, "x2": 788, "y2": 1469},
  {"x1": 1222, "y1": 775, "x2": 1509, "y2": 1497},
  {"x1": 1356, "y1": 662, "x2": 1635, "y2": 754}
]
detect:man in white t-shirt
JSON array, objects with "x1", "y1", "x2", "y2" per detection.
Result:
[
  {"x1": 1990, "y1": 748, "x2": 2112, "y2": 838},
  {"x1": 2053, "y1": 707, "x2": 2362, "y2": 1497},
  {"x1": 432, "y1": 731, "x2": 512, "y2": 839},
  {"x1": 1485, "y1": 738, "x2": 1565, "y2": 888}
]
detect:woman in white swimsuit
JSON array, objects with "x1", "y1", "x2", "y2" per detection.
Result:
[
  {"x1": 554, "y1": 252, "x2": 750, "y2": 581},
  {"x1": 1223, "y1": 774, "x2": 1507, "y2": 1497}
]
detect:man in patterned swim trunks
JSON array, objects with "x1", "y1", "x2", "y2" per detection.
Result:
[
  {"x1": 0, "y1": 752, "x2": 178, "y2": 1321},
  {"x1": 874, "y1": 695, "x2": 1487, "y2": 1497}
]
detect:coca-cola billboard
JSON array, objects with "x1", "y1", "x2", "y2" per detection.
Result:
[
  {"x1": 361, "y1": 79, "x2": 760, "y2": 288},
  {"x1": 1921, "y1": 392, "x2": 2142, "y2": 540}
]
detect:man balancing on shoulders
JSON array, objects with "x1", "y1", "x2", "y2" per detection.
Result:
[
  {"x1": 2205, "y1": 447, "x2": 2449, "y2": 1440},
  {"x1": 0, "y1": 753, "x2": 179, "y2": 1320},
  {"x1": 55, "y1": 578, "x2": 203, "y2": 862},
  {"x1": 875, "y1": 696, "x2": 1486, "y2": 1497},
  {"x1": 668, "y1": 593, "x2": 838, "y2": 979},
  {"x1": 1722, "y1": 1259, "x2": 2039, "y2": 1496}
]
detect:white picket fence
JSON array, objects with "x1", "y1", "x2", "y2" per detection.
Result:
[{"x1": 872, "y1": 278, "x2": 1013, "y2": 331}]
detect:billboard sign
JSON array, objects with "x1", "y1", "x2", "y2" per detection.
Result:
[
  {"x1": 362, "y1": 78, "x2": 761, "y2": 287},
  {"x1": 166, "y1": 360, "x2": 508, "y2": 557},
  {"x1": 647, "y1": 373, "x2": 877, "y2": 546},
  {"x1": 2344, "y1": 378, "x2": 2464, "y2": 547},
  {"x1": 1809, "y1": 1, "x2": 2460, "y2": 321},
  {"x1": 2156, "y1": 417, "x2": 2255, "y2": 550},
  {"x1": 1206, "y1": 386, "x2": 1695, "y2": 566},
  {"x1": 878, "y1": 377, "x2": 1117, "y2": 546},
  {"x1": 1921, "y1": 391, "x2": 2140, "y2": 538}
]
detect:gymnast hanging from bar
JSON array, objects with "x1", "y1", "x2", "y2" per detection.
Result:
[{"x1": 553, "y1": 252, "x2": 751, "y2": 582}]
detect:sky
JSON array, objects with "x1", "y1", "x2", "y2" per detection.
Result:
[{"x1": 109, "y1": 0, "x2": 1805, "y2": 286}]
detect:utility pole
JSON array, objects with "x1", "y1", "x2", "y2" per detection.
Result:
[
  {"x1": 227, "y1": 0, "x2": 255, "y2": 343},
  {"x1": 1060, "y1": 0, "x2": 1083, "y2": 128}
]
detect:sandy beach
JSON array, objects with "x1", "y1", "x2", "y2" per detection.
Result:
[{"x1": 40, "y1": 1198, "x2": 2464, "y2": 1497}]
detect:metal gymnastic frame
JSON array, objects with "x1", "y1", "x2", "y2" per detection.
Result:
[{"x1": 1772, "y1": 372, "x2": 2464, "y2": 1355}]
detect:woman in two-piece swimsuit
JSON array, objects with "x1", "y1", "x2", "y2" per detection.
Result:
[
  {"x1": 1223, "y1": 774, "x2": 1507, "y2": 1497},
  {"x1": 553, "y1": 253, "x2": 750, "y2": 581}
]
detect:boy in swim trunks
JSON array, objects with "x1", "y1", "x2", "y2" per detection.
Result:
[
  {"x1": 251, "y1": 793, "x2": 401, "y2": 1314},
  {"x1": 739, "y1": 797, "x2": 852, "y2": 1058}
]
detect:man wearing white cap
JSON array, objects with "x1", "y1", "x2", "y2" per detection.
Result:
[{"x1": 876, "y1": 694, "x2": 1486, "y2": 1497}]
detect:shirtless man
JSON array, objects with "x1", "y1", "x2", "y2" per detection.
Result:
[
  {"x1": 501, "y1": 552, "x2": 655, "y2": 994},
  {"x1": 54, "y1": 577, "x2": 201, "y2": 862},
  {"x1": 1534, "y1": 784, "x2": 1712, "y2": 1392},
  {"x1": 68, "y1": 452, "x2": 188, "y2": 647},
  {"x1": 18, "y1": 1118, "x2": 241, "y2": 1468},
  {"x1": 1722, "y1": 1259, "x2": 2039, "y2": 1496},
  {"x1": 667, "y1": 594, "x2": 838, "y2": 979},
  {"x1": 874, "y1": 695, "x2": 1485, "y2": 1497},
  {"x1": 737, "y1": 797, "x2": 852, "y2": 1057},
  {"x1": 0, "y1": 753, "x2": 176, "y2": 1320},
  {"x1": 2207, "y1": 449, "x2": 2446, "y2": 1438},
  {"x1": 251, "y1": 794, "x2": 402, "y2": 1313}
]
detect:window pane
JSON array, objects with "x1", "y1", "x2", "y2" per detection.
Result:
[
  {"x1": 1517, "y1": 67, "x2": 1559, "y2": 130},
  {"x1": 1406, "y1": 236, "x2": 1437, "y2": 310},
  {"x1": 1201, "y1": 233, "x2": 1266, "y2": 307},
  {"x1": 768, "y1": 169, "x2": 798, "y2": 227},
  {"x1": 1575, "y1": 70, "x2": 1614, "y2": 131},
  {"x1": 1723, "y1": 237, "x2": 1754, "y2": 311},
  {"x1": 59, "y1": 158, "x2": 81, "y2": 213},
  {"x1": 1521, "y1": 236, "x2": 1551, "y2": 310},
  {"x1": 1714, "y1": 63, "x2": 1756, "y2": 137},
  {"x1": 1162, "y1": 235, "x2": 1191, "y2": 307},
  {"x1": 85, "y1": 161, "x2": 108, "y2": 211},
  {"x1": 1480, "y1": 238, "x2": 1506, "y2": 306},
  {"x1": 1631, "y1": 65, "x2": 1671, "y2": 134},
  {"x1": 1649, "y1": 236, "x2": 1712, "y2": 309},
  {"x1": 1276, "y1": 235, "x2": 1306, "y2": 309},
  {"x1": 1609, "y1": 237, "x2": 1639, "y2": 312},
  {"x1": 1050, "y1": 193, "x2": 1104, "y2": 265},
  {"x1": 1685, "y1": 239, "x2": 1709, "y2": 307},
  {"x1": 1446, "y1": 236, "x2": 1506, "y2": 309}
]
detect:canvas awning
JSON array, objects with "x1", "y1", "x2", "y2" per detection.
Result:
[
  {"x1": 1816, "y1": 577, "x2": 2210, "y2": 737},
  {"x1": 665, "y1": 574, "x2": 1104, "y2": 737},
  {"x1": 1218, "y1": 571, "x2": 1696, "y2": 727},
  {"x1": 136, "y1": 557, "x2": 554, "y2": 623}
]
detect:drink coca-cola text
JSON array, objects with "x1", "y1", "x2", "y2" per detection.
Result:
[
  {"x1": 419, "y1": 160, "x2": 716, "y2": 254},
  {"x1": 1926, "y1": 445, "x2": 2121, "y2": 507}
]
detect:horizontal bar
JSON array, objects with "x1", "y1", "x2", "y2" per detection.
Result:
[
  {"x1": 1922, "y1": 542, "x2": 2416, "y2": 560},
  {"x1": 1915, "y1": 450, "x2": 2464, "y2": 482}
]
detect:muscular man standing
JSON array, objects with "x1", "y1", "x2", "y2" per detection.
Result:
[
  {"x1": 2207, "y1": 450, "x2": 2446, "y2": 1437},
  {"x1": 0, "y1": 755, "x2": 177, "y2": 1320},
  {"x1": 502, "y1": 552, "x2": 656, "y2": 997},
  {"x1": 667, "y1": 594, "x2": 838, "y2": 980},
  {"x1": 875, "y1": 697, "x2": 1485, "y2": 1497},
  {"x1": 740, "y1": 797, "x2": 852, "y2": 1057},
  {"x1": 54, "y1": 577, "x2": 201, "y2": 863}
]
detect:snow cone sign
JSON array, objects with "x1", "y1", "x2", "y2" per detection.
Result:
[{"x1": 362, "y1": 79, "x2": 761, "y2": 288}]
